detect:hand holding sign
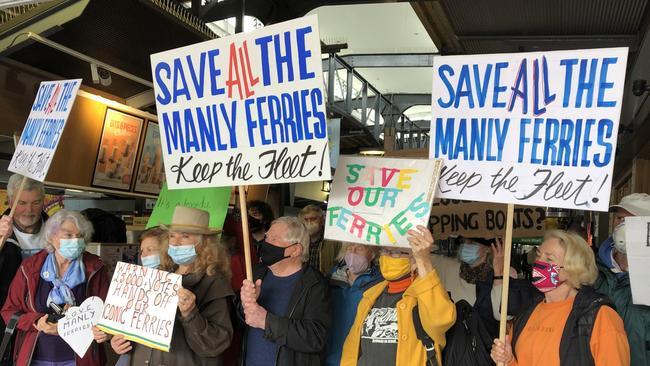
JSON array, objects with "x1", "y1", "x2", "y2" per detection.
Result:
[
  {"x1": 178, "y1": 288, "x2": 197, "y2": 318},
  {"x1": 57, "y1": 296, "x2": 104, "y2": 357}
]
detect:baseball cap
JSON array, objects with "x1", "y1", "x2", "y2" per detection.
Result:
[{"x1": 609, "y1": 193, "x2": 650, "y2": 216}]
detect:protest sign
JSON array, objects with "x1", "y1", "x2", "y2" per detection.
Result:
[
  {"x1": 146, "y1": 182, "x2": 231, "y2": 230},
  {"x1": 429, "y1": 199, "x2": 545, "y2": 239},
  {"x1": 150, "y1": 15, "x2": 330, "y2": 189},
  {"x1": 57, "y1": 296, "x2": 104, "y2": 357},
  {"x1": 429, "y1": 48, "x2": 627, "y2": 211},
  {"x1": 9, "y1": 79, "x2": 81, "y2": 181},
  {"x1": 324, "y1": 156, "x2": 442, "y2": 248},
  {"x1": 97, "y1": 262, "x2": 182, "y2": 352},
  {"x1": 625, "y1": 216, "x2": 650, "y2": 306}
]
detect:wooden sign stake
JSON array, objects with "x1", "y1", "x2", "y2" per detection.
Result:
[{"x1": 497, "y1": 203, "x2": 515, "y2": 366}]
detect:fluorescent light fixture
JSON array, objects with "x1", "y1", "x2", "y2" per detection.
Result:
[{"x1": 359, "y1": 148, "x2": 385, "y2": 156}]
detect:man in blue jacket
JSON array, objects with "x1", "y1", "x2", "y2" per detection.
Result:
[{"x1": 594, "y1": 193, "x2": 650, "y2": 366}]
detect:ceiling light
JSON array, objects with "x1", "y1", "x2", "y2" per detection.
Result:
[{"x1": 359, "y1": 148, "x2": 384, "y2": 156}]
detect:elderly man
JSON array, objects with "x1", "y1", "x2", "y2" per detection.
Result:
[
  {"x1": 0, "y1": 174, "x2": 47, "y2": 364},
  {"x1": 0, "y1": 173, "x2": 48, "y2": 258},
  {"x1": 594, "y1": 193, "x2": 650, "y2": 366},
  {"x1": 240, "y1": 216, "x2": 330, "y2": 366},
  {"x1": 299, "y1": 205, "x2": 341, "y2": 274}
]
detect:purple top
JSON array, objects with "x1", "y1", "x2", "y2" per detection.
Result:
[{"x1": 33, "y1": 278, "x2": 87, "y2": 362}]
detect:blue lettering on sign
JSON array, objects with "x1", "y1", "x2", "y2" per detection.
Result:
[
  {"x1": 597, "y1": 58, "x2": 617, "y2": 107},
  {"x1": 508, "y1": 59, "x2": 528, "y2": 114},
  {"x1": 433, "y1": 117, "x2": 509, "y2": 161},
  {"x1": 517, "y1": 118, "x2": 614, "y2": 167}
]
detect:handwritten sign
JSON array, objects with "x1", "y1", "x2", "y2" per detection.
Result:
[
  {"x1": 429, "y1": 48, "x2": 627, "y2": 211},
  {"x1": 57, "y1": 296, "x2": 104, "y2": 357},
  {"x1": 96, "y1": 262, "x2": 182, "y2": 352},
  {"x1": 146, "y1": 182, "x2": 231, "y2": 229},
  {"x1": 9, "y1": 79, "x2": 81, "y2": 181},
  {"x1": 150, "y1": 15, "x2": 330, "y2": 189},
  {"x1": 429, "y1": 199, "x2": 545, "y2": 240},
  {"x1": 625, "y1": 216, "x2": 650, "y2": 306},
  {"x1": 324, "y1": 156, "x2": 442, "y2": 248}
]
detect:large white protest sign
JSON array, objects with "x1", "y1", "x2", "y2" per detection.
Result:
[
  {"x1": 96, "y1": 262, "x2": 182, "y2": 352},
  {"x1": 57, "y1": 296, "x2": 104, "y2": 357},
  {"x1": 150, "y1": 15, "x2": 330, "y2": 189},
  {"x1": 9, "y1": 79, "x2": 81, "y2": 181},
  {"x1": 625, "y1": 216, "x2": 650, "y2": 306},
  {"x1": 324, "y1": 156, "x2": 442, "y2": 248},
  {"x1": 429, "y1": 48, "x2": 627, "y2": 211}
]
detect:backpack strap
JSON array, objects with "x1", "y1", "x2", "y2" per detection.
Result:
[
  {"x1": 1, "y1": 311, "x2": 23, "y2": 360},
  {"x1": 558, "y1": 286, "x2": 611, "y2": 366},
  {"x1": 413, "y1": 305, "x2": 438, "y2": 366}
]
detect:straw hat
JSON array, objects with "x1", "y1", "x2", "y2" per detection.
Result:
[{"x1": 161, "y1": 206, "x2": 218, "y2": 235}]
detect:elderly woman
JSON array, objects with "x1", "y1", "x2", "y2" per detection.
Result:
[
  {"x1": 491, "y1": 230, "x2": 630, "y2": 366},
  {"x1": 139, "y1": 227, "x2": 167, "y2": 269},
  {"x1": 110, "y1": 206, "x2": 233, "y2": 366},
  {"x1": 1, "y1": 209, "x2": 109, "y2": 366},
  {"x1": 325, "y1": 243, "x2": 382, "y2": 366},
  {"x1": 340, "y1": 225, "x2": 456, "y2": 366}
]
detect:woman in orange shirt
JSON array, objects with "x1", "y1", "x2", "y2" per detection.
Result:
[{"x1": 490, "y1": 230, "x2": 630, "y2": 366}]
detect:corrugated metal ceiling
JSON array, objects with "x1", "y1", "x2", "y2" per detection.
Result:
[{"x1": 440, "y1": 0, "x2": 648, "y2": 54}]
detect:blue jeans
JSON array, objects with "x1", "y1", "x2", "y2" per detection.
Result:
[{"x1": 31, "y1": 360, "x2": 75, "y2": 366}]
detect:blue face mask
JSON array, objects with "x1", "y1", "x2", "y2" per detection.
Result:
[
  {"x1": 58, "y1": 238, "x2": 86, "y2": 260},
  {"x1": 459, "y1": 243, "x2": 481, "y2": 264},
  {"x1": 141, "y1": 254, "x2": 161, "y2": 269},
  {"x1": 167, "y1": 245, "x2": 197, "y2": 265}
]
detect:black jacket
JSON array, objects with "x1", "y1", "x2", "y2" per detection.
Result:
[
  {"x1": 511, "y1": 286, "x2": 613, "y2": 366},
  {"x1": 239, "y1": 264, "x2": 331, "y2": 366}
]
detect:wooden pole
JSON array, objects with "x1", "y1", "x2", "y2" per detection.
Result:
[
  {"x1": 238, "y1": 185, "x2": 254, "y2": 281},
  {"x1": 497, "y1": 203, "x2": 515, "y2": 366},
  {"x1": 0, "y1": 176, "x2": 27, "y2": 250}
]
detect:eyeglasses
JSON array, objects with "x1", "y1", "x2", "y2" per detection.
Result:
[{"x1": 379, "y1": 249, "x2": 411, "y2": 258}]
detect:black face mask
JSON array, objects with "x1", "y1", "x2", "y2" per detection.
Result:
[
  {"x1": 258, "y1": 240, "x2": 296, "y2": 266},
  {"x1": 248, "y1": 216, "x2": 264, "y2": 233}
]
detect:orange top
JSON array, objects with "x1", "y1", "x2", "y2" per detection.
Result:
[{"x1": 509, "y1": 296, "x2": 630, "y2": 366}]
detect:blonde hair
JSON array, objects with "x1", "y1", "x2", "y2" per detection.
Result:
[
  {"x1": 160, "y1": 234, "x2": 231, "y2": 280},
  {"x1": 544, "y1": 230, "x2": 598, "y2": 289}
]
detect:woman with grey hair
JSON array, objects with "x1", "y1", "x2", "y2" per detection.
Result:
[{"x1": 1, "y1": 209, "x2": 110, "y2": 366}]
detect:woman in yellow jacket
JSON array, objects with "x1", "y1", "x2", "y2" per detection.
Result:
[{"x1": 340, "y1": 225, "x2": 456, "y2": 366}]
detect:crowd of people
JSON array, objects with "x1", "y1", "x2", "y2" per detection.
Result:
[{"x1": 0, "y1": 172, "x2": 648, "y2": 366}]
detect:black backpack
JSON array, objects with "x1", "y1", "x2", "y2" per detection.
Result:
[{"x1": 442, "y1": 300, "x2": 494, "y2": 366}]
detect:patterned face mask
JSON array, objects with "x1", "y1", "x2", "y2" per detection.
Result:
[{"x1": 531, "y1": 260, "x2": 564, "y2": 292}]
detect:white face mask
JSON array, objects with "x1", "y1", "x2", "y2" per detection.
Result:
[{"x1": 612, "y1": 223, "x2": 626, "y2": 254}]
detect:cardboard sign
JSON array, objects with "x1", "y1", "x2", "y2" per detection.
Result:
[
  {"x1": 429, "y1": 48, "x2": 628, "y2": 211},
  {"x1": 625, "y1": 216, "x2": 650, "y2": 306},
  {"x1": 429, "y1": 200, "x2": 546, "y2": 239},
  {"x1": 57, "y1": 296, "x2": 104, "y2": 357},
  {"x1": 96, "y1": 262, "x2": 182, "y2": 352},
  {"x1": 150, "y1": 15, "x2": 330, "y2": 189},
  {"x1": 324, "y1": 156, "x2": 442, "y2": 248},
  {"x1": 9, "y1": 79, "x2": 82, "y2": 181},
  {"x1": 146, "y1": 183, "x2": 231, "y2": 230}
]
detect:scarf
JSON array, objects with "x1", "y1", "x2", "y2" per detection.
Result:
[
  {"x1": 40, "y1": 252, "x2": 86, "y2": 306},
  {"x1": 459, "y1": 261, "x2": 491, "y2": 284}
]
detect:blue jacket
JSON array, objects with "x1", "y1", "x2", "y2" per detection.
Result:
[
  {"x1": 595, "y1": 237, "x2": 650, "y2": 366},
  {"x1": 324, "y1": 262, "x2": 382, "y2": 366}
]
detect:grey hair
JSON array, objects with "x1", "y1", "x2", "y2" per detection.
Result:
[
  {"x1": 272, "y1": 216, "x2": 310, "y2": 262},
  {"x1": 7, "y1": 173, "x2": 44, "y2": 202},
  {"x1": 43, "y1": 209, "x2": 94, "y2": 251}
]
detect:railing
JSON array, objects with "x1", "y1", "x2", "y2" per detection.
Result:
[
  {"x1": 323, "y1": 53, "x2": 428, "y2": 150},
  {"x1": 0, "y1": 2, "x2": 42, "y2": 25}
]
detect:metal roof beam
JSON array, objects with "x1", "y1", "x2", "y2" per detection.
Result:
[{"x1": 322, "y1": 53, "x2": 436, "y2": 71}]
